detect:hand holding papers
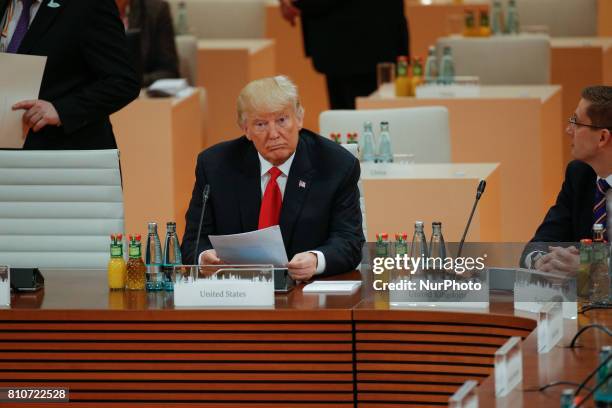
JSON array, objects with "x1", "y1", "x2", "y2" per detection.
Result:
[
  {"x1": 0, "y1": 54, "x2": 47, "y2": 148},
  {"x1": 209, "y1": 226, "x2": 289, "y2": 267}
]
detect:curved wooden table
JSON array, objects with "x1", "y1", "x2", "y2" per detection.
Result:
[{"x1": 0, "y1": 269, "x2": 609, "y2": 407}]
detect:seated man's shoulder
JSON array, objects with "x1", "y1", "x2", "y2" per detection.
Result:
[
  {"x1": 565, "y1": 160, "x2": 596, "y2": 182},
  {"x1": 197, "y1": 136, "x2": 250, "y2": 165}
]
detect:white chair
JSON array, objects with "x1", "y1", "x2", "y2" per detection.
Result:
[
  {"x1": 436, "y1": 35, "x2": 550, "y2": 85},
  {"x1": 517, "y1": 0, "x2": 597, "y2": 37},
  {"x1": 319, "y1": 107, "x2": 452, "y2": 163},
  {"x1": 0, "y1": 150, "x2": 124, "y2": 269},
  {"x1": 167, "y1": 0, "x2": 266, "y2": 39}
]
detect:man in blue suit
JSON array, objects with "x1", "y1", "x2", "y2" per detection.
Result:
[
  {"x1": 523, "y1": 86, "x2": 612, "y2": 273},
  {"x1": 181, "y1": 76, "x2": 364, "y2": 280}
]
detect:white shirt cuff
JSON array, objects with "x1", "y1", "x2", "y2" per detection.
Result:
[
  {"x1": 309, "y1": 250, "x2": 326, "y2": 275},
  {"x1": 525, "y1": 250, "x2": 545, "y2": 269}
]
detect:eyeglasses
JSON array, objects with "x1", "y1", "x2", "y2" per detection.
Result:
[
  {"x1": 249, "y1": 114, "x2": 293, "y2": 135},
  {"x1": 568, "y1": 115, "x2": 611, "y2": 130}
]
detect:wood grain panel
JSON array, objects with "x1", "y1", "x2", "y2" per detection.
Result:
[
  {"x1": 0, "y1": 314, "x2": 354, "y2": 407},
  {"x1": 354, "y1": 311, "x2": 536, "y2": 407}
]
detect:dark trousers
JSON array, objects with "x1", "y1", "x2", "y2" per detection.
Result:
[{"x1": 325, "y1": 71, "x2": 378, "y2": 110}]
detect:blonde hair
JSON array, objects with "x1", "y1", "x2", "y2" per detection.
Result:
[{"x1": 237, "y1": 75, "x2": 304, "y2": 126}]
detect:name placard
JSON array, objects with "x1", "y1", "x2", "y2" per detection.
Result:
[
  {"x1": 494, "y1": 336, "x2": 523, "y2": 398},
  {"x1": 537, "y1": 301, "x2": 563, "y2": 353},
  {"x1": 174, "y1": 278, "x2": 274, "y2": 307},
  {"x1": 0, "y1": 266, "x2": 9, "y2": 308},
  {"x1": 448, "y1": 380, "x2": 479, "y2": 408}
]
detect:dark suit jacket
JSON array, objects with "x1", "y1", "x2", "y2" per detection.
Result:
[
  {"x1": 128, "y1": 0, "x2": 179, "y2": 87},
  {"x1": 180, "y1": 129, "x2": 365, "y2": 276},
  {"x1": 294, "y1": 0, "x2": 409, "y2": 75},
  {"x1": 0, "y1": 0, "x2": 140, "y2": 149},
  {"x1": 521, "y1": 160, "x2": 597, "y2": 265}
]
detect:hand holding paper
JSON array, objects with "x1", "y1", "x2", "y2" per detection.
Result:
[
  {"x1": 209, "y1": 226, "x2": 289, "y2": 267},
  {"x1": 13, "y1": 99, "x2": 61, "y2": 132},
  {"x1": 0, "y1": 53, "x2": 47, "y2": 148}
]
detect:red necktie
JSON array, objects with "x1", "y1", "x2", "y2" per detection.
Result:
[{"x1": 258, "y1": 167, "x2": 282, "y2": 229}]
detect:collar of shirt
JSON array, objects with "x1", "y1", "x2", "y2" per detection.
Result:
[
  {"x1": 596, "y1": 174, "x2": 612, "y2": 186},
  {"x1": 258, "y1": 152, "x2": 296, "y2": 197},
  {"x1": 258, "y1": 152, "x2": 295, "y2": 179}
]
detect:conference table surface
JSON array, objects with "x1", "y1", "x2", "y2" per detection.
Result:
[{"x1": 1, "y1": 268, "x2": 611, "y2": 407}]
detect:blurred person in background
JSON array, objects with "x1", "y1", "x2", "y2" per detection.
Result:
[
  {"x1": 116, "y1": 0, "x2": 179, "y2": 87},
  {"x1": 279, "y1": 0, "x2": 409, "y2": 109}
]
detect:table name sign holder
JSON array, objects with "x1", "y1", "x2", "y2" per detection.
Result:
[
  {"x1": 416, "y1": 76, "x2": 481, "y2": 98},
  {"x1": 514, "y1": 268, "x2": 577, "y2": 319},
  {"x1": 173, "y1": 264, "x2": 274, "y2": 307},
  {"x1": 0, "y1": 266, "x2": 9, "y2": 307},
  {"x1": 537, "y1": 300, "x2": 563, "y2": 354},
  {"x1": 448, "y1": 380, "x2": 479, "y2": 408},
  {"x1": 494, "y1": 336, "x2": 523, "y2": 398},
  {"x1": 388, "y1": 267, "x2": 489, "y2": 310}
]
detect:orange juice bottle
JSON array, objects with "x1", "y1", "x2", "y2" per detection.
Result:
[
  {"x1": 395, "y1": 56, "x2": 411, "y2": 97},
  {"x1": 108, "y1": 234, "x2": 126, "y2": 290},
  {"x1": 463, "y1": 9, "x2": 477, "y2": 37},
  {"x1": 479, "y1": 8, "x2": 491, "y2": 37}
]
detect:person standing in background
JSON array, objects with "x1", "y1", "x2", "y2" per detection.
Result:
[
  {"x1": 279, "y1": 0, "x2": 409, "y2": 109},
  {"x1": 4, "y1": 0, "x2": 139, "y2": 149},
  {"x1": 115, "y1": 0, "x2": 179, "y2": 87}
]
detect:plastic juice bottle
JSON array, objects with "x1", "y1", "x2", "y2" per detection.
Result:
[
  {"x1": 577, "y1": 239, "x2": 593, "y2": 301},
  {"x1": 126, "y1": 234, "x2": 146, "y2": 290},
  {"x1": 395, "y1": 233, "x2": 408, "y2": 256},
  {"x1": 395, "y1": 56, "x2": 410, "y2": 97},
  {"x1": 108, "y1": 234, "x2": 126, "y2": 290},
  {"x1": 479, "y1": 8, "x2": 491, "y2": 37},
  {"x1": 411, "y1": 57, "x2": 424, "y2": 96},
  {"x1": 463, "y1": 9, "x2": 477, "y2": 37}
]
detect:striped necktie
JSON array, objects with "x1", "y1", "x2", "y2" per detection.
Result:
[
  {"x1": 594, "y1": 178, "x2": 610, "y2": 233},
  {"x1": 6, "y1": 0, "x2": 34, "y2": 53}
]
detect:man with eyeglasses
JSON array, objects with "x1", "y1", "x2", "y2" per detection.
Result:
[
  {"x1": 522, "y1": 85, "x2": 612, "y2": 273},
  {"x1": 180, "y1": 76, "x2": 365, "y2": 280}
]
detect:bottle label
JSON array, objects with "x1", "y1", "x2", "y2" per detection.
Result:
[
  {"x1": 129, "y1": 245, "x2": 141, "y2": 258},
  {"x1": 110, "y1": 245, "x2": 122, "y2": 257}
]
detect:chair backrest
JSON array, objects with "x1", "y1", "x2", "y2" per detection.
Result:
[
  {"x1": 167, "y1": 0, "x2": 266, "y2": 39},
  {"x1": 175, "y1": 34, "x2": 198, "y2": 85},
  {"x1": 517, "y1": 0, "x2": 597, "y2": 37},
  {"x1": 319, "y1": 107, "x2": 451, "y2": 163},
  {"x1": 0, "y1": 150, "x2": 124, "y2": 269},
  {"x1": 436, "y1": 35, "x2": 550, "y2": 85}
]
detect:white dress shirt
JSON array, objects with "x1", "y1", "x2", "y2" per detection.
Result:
[
  {"x1": 0, "y1": 0, "x2": 43, "y2": 53},
  {"x1": 199, "y1": 153, "x2": 327, "y2": 274}
]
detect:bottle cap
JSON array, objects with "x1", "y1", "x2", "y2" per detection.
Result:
[
  {"x1": 382, "y1": 233, "x2": 388, "y2": 241},
  {"x1": 580, "y1": 239, "x2": 593, "y2": 244},
  {"x1": 148, "y1": 222, "x2": 158, "y2": 232}
]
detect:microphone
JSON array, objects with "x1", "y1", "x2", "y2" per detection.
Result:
[
  {"x1": 457, "y1": 180, "x2": 486, "y2": 258},
  {"x1": 193, "y1": 184, "x2": 210, "y2": 265}
]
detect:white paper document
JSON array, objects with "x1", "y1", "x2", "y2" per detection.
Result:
[
  {"x1": 209, "y1": 226, "x2": 288, "y2": 267},
  {"x1": 0, "y1": 53, "x2": 47, "y2": 148},
  {"x1": 303, "y1": 281, "x2": 362, "y2": 294}
]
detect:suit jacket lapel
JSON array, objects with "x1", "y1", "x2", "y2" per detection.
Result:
[
  {"x1": 18, "y1": 0, "x2": 69, "y2": 54},
  {"x1": 238, "y1": 140, "x2": 262, "y2": 233},
  {"x1": 280, "y1": 135, "x2": 315, "y2": 249}
]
